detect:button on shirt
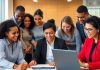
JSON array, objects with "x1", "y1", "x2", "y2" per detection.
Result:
[
  {"x1": 46, "y1": 41, "x2": 54, "y2": 64},
  {"x1": 0, "y1": 38, "x2": 25, "y2": 69}
]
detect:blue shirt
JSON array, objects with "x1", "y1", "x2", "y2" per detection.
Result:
[
  {"x1": 32, "y1": 25, "x2": 44, "y2": 41},
  {"x1": 0, "y1": 38, "x2": 25, "y2": 69}
]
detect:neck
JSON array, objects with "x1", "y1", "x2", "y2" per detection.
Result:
[
  {"x1": 36, "y1": 22, "x2": 43, "y2": 27},
  {"x1": 94, "y1": 34, "x2": 99, "y2": 43},
  {"x1": 65, "y1": 32, "x2": 71, "y2": 37},
  {"x1": 47, "y1": 38, "x2": 55, "y2": 45},
  {"x1": 24, "y1": 27, "x2": 29, "y2": 30}
]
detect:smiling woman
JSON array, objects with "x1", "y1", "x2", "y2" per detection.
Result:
[
  {"x1": 78, "y1": 16, "x2": 100, "y2": 69},
  {"x1": 0, "y1": 20, "x2": 28, "y2": 69},
  {"x1": 29, "y1": 19, "x2": 68, "y2": 67}
]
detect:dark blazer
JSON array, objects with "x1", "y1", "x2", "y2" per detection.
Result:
[
  {"x1": 33, "y1": 37, "x2": 67, "y2": 64},
  {"x1": 76, "y1": 22, "x2": 86, "y2": 44}
]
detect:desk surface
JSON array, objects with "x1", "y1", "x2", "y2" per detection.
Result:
[{"x1": 27, "y1": 64, "x2": 56, "y2": 70}]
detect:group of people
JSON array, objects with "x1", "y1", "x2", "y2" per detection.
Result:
[{"x1": 0, "y1": 4, "x2": 100, "y2": 70}]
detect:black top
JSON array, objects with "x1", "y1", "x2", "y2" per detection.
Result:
[
  {"x1": 76, "y1": 22, "x2": 86, "y2": 44},
  {"x1": 89, "y1": 42, "x2": 97, "y2": 62},
  {"x1": 33, "y1": 37, "x2": 68, "y2": 64}
]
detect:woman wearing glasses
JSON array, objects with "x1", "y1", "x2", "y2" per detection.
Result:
[{"x1": 78, "y1": 16, "x2": 100, "y2": 69}]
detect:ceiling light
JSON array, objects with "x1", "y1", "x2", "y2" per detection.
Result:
[
  {"x1": 33, "y1": 0, "x2": 38, "y2": 2},
  {"x1": 67, "y1": 0, "x2": 72, "y2": 2}
]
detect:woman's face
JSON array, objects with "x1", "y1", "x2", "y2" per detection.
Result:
[
  {"x1": 84, "y1": 23, "x2": 98, "y2": 38},
  {"x1": 34, "y1": 15, "x2": 43, "y2": 26},
  {"x1": 24, "y1": 16, "x2": 31, "y2": 28},
  {"x1": 44, "y1": 28, "x2": 55, "y2": 43},
  {"x1": 62, "y1": 22, "x2": 71, "y2": 33},
  {"x1": 6, "y1": 26, "x2": 19, "y2": 42}
]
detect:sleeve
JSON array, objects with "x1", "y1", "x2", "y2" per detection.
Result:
[
  {"x1": 88, "y1": 42, "x2": 100, "y2": 69},
  {"x1": 78, "y1": 38, "x2": 88, "y2": 62},
  {"x1": 20, "y1": 28, "x2": 27, "y2": 49},
  {"x1": 88, "y1": 61, "x2": 100, "y2": 69},
  {"x1": 17, "y1": 41, "x2": 26, "y2": 64},
  {"x1": 60, "y1": 39, "x2": 68, "y2": 50},
  {"x1": 75, "y1": 29, "x2": 82, "y2": 53},
  {"x1": 33, "y1": 41, "x2": 41, "y2": 63},
  {"x1": 55, "y1": 28, "x2": 62, "y2": 39},
  {"x1": 0, "y1": 40, "x2": 14, "y2": 69}
]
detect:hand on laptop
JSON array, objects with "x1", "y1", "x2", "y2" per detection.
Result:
[
  {"x1": 79, "y1": 60, "x2": 89, "y2": 69},
  {"x1": 29, "y1": 60, "x2": 37, "y2": 67},
  {"x1": 49, "y1": 61, "x2": 56, "y2": 66}
]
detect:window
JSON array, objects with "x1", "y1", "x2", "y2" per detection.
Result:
[
  {"x1": 0, "y1": 0, "x2": 13, "y2": 23},
  {"x1": 83, "y1": 0, "x2": 100, "y2": 17},
  {"x1": 0, "y1": 0, "x2": 5, "y2": 22}
]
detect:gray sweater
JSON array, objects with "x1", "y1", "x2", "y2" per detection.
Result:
[{"x1": 56, "y1": 28, "x2": 82, "y2": 52}]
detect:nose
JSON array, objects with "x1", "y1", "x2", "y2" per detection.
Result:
[
  {"x1": 47, "y1": 33, "x2": 50, "y2": 37},
  {"x1": 15, "y1": 33, "x2": 19, "y2": 37},
  {"x1": 18, "y1": 17, "x2": 22, "y2": 21}
]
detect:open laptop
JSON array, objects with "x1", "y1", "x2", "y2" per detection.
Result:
[{"x1": 52, "y1": 49, "x2": 80, "y2": 70}]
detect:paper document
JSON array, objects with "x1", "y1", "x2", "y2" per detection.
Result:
[{"x1": 31, "y1": 64, "x2": 55, "y2": 69}]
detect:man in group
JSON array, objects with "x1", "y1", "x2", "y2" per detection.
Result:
[
  {"x1": 11, "y1": 5, "x2": 25, "y2": 26},
  {"x1": 76, "y1": 5, "x2": 91, "y2": 44}
]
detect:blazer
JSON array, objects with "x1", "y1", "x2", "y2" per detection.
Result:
[
  {"x1": 78, "y1": 38, "x2": 100, "y2": 69},
  {"x1": 76, "y1": 22, "x2": 86, "y2": 44},
  {"x1": 33, "y1": 37, "x2": 67, "y2": 64}
]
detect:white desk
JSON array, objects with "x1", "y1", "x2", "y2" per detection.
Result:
[{"x1": 27, "y1": 64, "x2": 56, "y2": 70}]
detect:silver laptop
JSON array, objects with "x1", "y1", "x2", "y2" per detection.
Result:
[{"x1": 52, "y1": 49, "x2": 80, "y2": 70}]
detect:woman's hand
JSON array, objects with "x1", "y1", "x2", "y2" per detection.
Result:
[
  {"x1": 49, "y1": 61, "x2": 56, "y2": 66},
  {"x1": 14, "y1": 63, "x2": 28, "y2": 70},
  {"x1": 32, "y1": 41, "x2": 37, "y2": 48},
  {"x1": 65, "y1": 41, "x2": 72, "y2": 46},
  {"x1": 79, "y1": 60, "x2": 89, "y2": 69},
  {"x1": 25, "y1": 47, "x2": 32, "y2": 54},
  {"x1": 29, "y1": 60, "x2": 37, "y2": 67}
]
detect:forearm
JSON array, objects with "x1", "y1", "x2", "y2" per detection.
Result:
[{"x1": 0, "y1": 58, "x2": 14, "y2": 69}]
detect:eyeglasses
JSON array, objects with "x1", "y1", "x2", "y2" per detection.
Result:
[{"x1": 84, "y1": 28, "x2": 93, "y2": 32}]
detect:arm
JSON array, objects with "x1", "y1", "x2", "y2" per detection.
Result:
[
  {"x1": 33, "y1": 41, "x2": 41, "y2": 63},
  {"x1": 29, "y1": 40, "x2": 41, "y2": 66},
  {"x1": 17, "y1": 41, "x2": 26, "y2": 64},
  {"x1": 78, "y1": 39, "x2": 89, "y2": 68},
  {"x1": 61, "y1": 40, "x2": 68, "y2": 50},
  {"x1": 0, "y1": 40, "x2": 14, "y2": 69},
  {"x1": 55, "y1": 28, "x2": 62, "y2": 39},
  {"x1": 75, "y1": 29, "x2": 82, "y2": 53}
]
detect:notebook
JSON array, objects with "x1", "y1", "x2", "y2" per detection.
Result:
[{"x1": 31, "y1": 64, "x2": 55, "y2": 69}]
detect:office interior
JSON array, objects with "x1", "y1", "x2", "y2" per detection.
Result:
[{"x1": 0, "y1": 0, "x2": 100, "y2": 27}]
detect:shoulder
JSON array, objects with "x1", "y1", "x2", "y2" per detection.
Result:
[
  {"x1": 0, "y1": 39, "x2": 6, "y2": 49},
  {"x1": 84, "y1": 38, "x2": 93, "y2": 44},
  {"x1": 16, "y1": 40, "x2": 22, "y2": 49},
  {"x1": 37, "y1": 38, "x2": 46, "y2": 44},
  {"x1": 56, "y1": 28, "x2": 62, "y2": 33},
  {"x1": 0, "y1": 39, "x2": 6, "y2": 44},
  {"x1": 56, "y1": 28, "x2": 63, "y2": 36},
  {"x1": 76, "y1": 21, "x2": 81, "y2": 27},
  {"x1": 74, "y1": 28, "x2": 80, "y2": 35},
  {"x1": 55, "y1": 37, "x2": 65, "y2": 42}
]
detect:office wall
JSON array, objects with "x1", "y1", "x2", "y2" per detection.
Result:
[{"x1": 13, "y1": 0, "x2": 83, "y2": 27}]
